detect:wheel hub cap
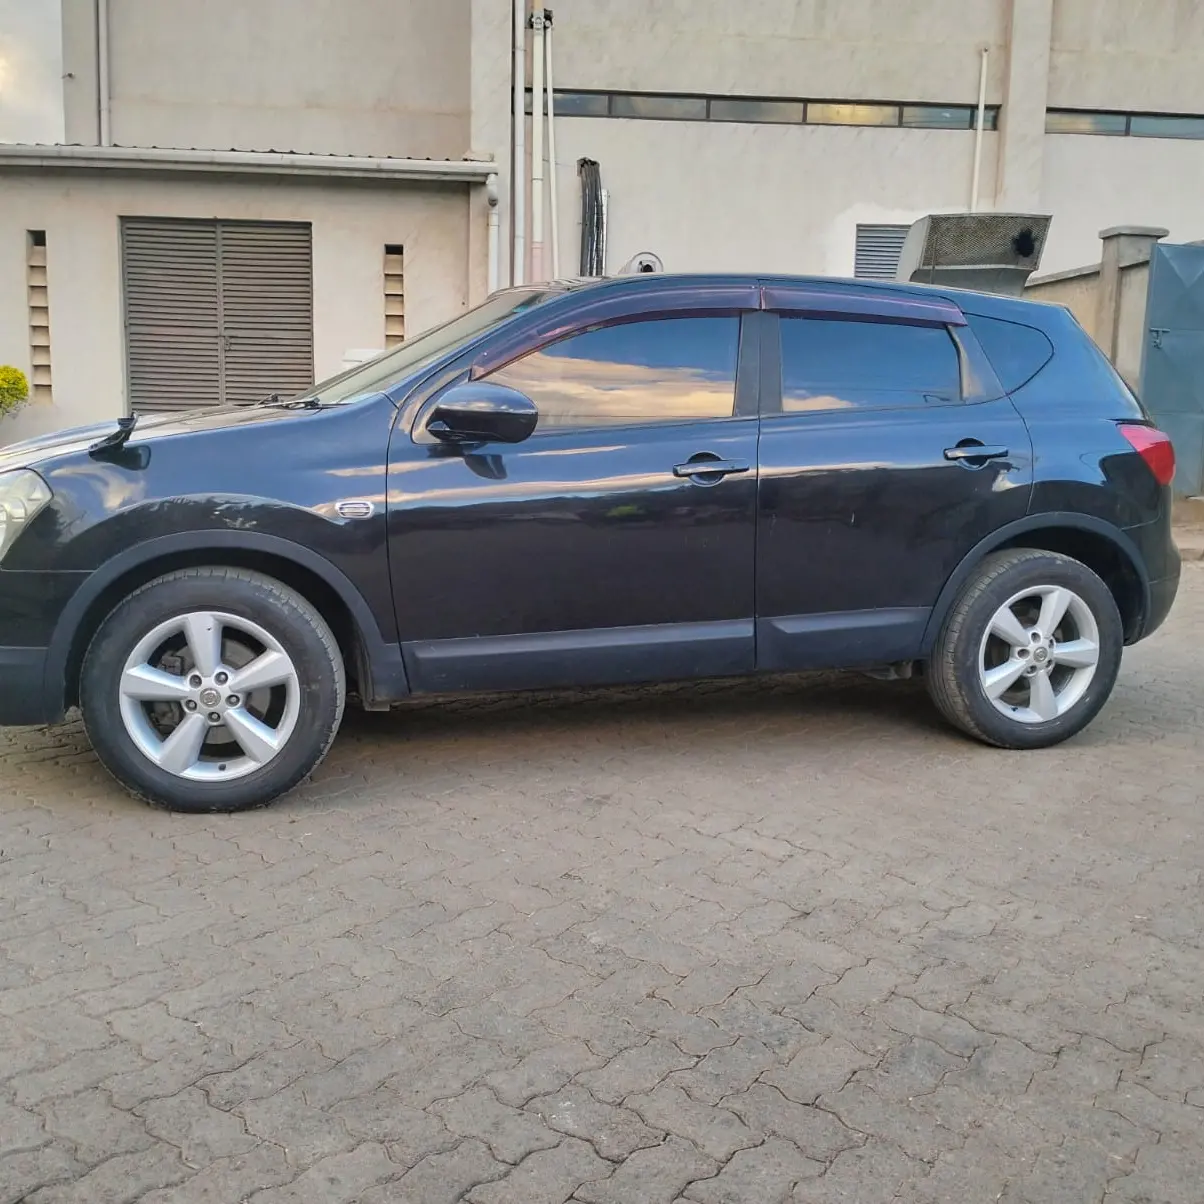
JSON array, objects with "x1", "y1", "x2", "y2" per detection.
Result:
[
  {"x1": 978, "y1": 584, "x2": 1101, "y2": 725},
  {"x1": 117, "y1": 610, "x2": 301, "y2": 782}
]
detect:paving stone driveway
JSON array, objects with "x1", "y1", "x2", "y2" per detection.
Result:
[{"x1": 2, "y1": 565, "x2": 1204, "y2": 1204}]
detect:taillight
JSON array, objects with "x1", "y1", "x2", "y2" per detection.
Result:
[{"x1": 1119, "y1": 423, "x2": 1175, "y2": 487}]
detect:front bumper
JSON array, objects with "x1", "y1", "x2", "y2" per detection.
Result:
[{"x1": 0, "y1": 646, "x2": 57, "y2": 726}]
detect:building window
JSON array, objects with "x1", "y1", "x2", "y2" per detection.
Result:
[
  {"x1": 854, "y1": 224, "x2": 910, "y2": 281},
  {"x1": 709, "y1": 98, "x2": 805, "y2": 124},
  {"x1": 121, "y1": 218, "x2": 314, "y2": 412},
  {"x1": 524, "y1": 88, "x2": 1001, "y2": 132},
  {"x1": 1047, "y1": 108, "x2": 1204, "y2": 140},
  {"x1": 384, "y1": 245, "x2": 405, "y2": 348},
  {"x1": 806, "y1": 102, "x2": 899, "y2": 127},
  {"x1": 902, "y1": 104, "x2": 998, "y2": 130},
  {"x1": 27, "y1": 230, "x2": 51, "y2": 404},
  {"x1": 609, "y1": 93, "x2": 708, "y2": 121},
  {"x1": 1046, "y1": 110, "x2": 1129, "y2": 135},
  {"x1": 1130, "y1": 114, "x2": 1204, "y2": 139}
]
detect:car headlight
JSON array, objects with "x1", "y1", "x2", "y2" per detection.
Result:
[{"x1": 0, "y1": 470, "x2": 53, "y2": 563}]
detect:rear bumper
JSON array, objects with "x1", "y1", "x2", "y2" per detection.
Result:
[
  {"x1": 1141, "y1": 570, "x2": 1180, "y2": 642},
  {"x1": 0, "y1": 647, "x2": 59, "y2": 726}
]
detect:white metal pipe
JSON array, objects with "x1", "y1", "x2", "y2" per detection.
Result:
[
  {"x1": 511, "y1": 0, "x2": 527, "y2": 285},
  {"x1": 970, "y1": 47, "x2": 988, "y2": 212},
  {"x1": 545, "y1": 18, "x2": 560, "y2": 280},
  {"x1": 530, "y1": 10, "x2": 547, "y2": 281},
  {"x1": 486, "y1": 174, "x2": 501, "y2": 294},
  {"x1": 96, "y1": 0, "x2": 111, "y2": 145}
]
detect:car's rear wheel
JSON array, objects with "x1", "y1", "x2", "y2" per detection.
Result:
[
  {"x1": 81, "y1": 567, "x2": 345, "y2": 812},
  {"x1": 927, "y1": 549, "x2": 1123, "y2": 749}
]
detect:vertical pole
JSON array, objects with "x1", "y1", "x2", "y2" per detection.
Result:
[
  {"x1": 530, "y1": 9, "x2": 547, "y2": 282},
  {"x1": 970, "y1": 47, "x2": 988, "y2": 212},
  {"x1": 545, "y1": 14, "x2": 561, "y2": 280},
  {"x1": 511, "y1": 0, "x2": 527, "y2": 285},
  {"x1": 97, "y1": 0, "x2": 112, "y2": 145},
  {"x1": 486, "y1": 174, "x2": 500, "y2": 294}
]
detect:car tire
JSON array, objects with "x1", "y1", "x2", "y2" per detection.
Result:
[
  {"x1": 927, "y1": 549, "x2": 1123, "y2": 750},
  {"x1": 81, "y1": 567, "x2": 345, "y2": 812}
]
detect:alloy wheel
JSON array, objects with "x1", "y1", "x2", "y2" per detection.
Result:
[
  {"x1": 117, "y1": 610, "x2": 301, "y2": 781},
  {"x1": 978, "y1": 584, "x2": 1101, "y2": 724}
]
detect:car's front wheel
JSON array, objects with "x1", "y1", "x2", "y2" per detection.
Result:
[
  {"x1": 81, "y1": 567, "x2": 345, "y2": 812},
  {"x1": 927, "y1": 549, "x2": 1124, "y2": 749}
]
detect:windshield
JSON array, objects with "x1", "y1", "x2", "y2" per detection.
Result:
[{"x1": 306, "y1": 287, "x2": 563, "y2": 405}]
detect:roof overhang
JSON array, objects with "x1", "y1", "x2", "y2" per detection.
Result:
[{"x1": 0, "y1": 143, "x2": 496, "y2": 184}]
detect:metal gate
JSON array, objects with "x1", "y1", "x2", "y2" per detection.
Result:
[{"x1": 1139, "y1": 242, "x2": 1204, "y2": 496}]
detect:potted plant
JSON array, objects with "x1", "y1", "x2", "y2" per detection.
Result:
[{"x1": 0, "y1": 366, "x2": 30, "y2": 420}]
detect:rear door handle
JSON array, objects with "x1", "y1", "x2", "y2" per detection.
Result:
[
  {"x1": 673, "y1": 457, "x2": 751, "y2": 480},
  {"x1": 944, "y1": 443, "x2": 1009, "y2": 464}
]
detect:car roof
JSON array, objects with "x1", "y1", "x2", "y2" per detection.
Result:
[{"x1": 545, "y1": 271, "x2": 1065, "y2": 326}]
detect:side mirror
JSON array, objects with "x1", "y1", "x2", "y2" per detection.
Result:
[{"x1": 428, "y1": 382, "x2": 538, "y2": 445}]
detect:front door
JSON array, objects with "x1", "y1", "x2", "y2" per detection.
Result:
[
  {"x1": 387, "y1": 313, "x2": 760, "y2": 693},
  {"x1": 756, "y1": 303, "x2": 1034, "y2": 670}
]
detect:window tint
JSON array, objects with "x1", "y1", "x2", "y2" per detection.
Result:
[
  {"x1": 965, "y1": 314, "x2": 1054, "y2": 392},
  {"x1": 489, "y1": 317, "x2": 740, "y2": 430},
  {"x1": 778, "y1": 317, "x2": 962, "y2": 413}
]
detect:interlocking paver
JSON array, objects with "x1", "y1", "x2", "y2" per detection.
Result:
[{"x1": 2, "y1": 563, "x2": 1204, "y2": 1201}]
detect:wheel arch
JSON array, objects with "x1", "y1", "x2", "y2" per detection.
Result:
[
  {"x1": 48, "y1": 532, "x2": 409, "y2": 713},
  {"x1": 921, "y1": 513, "x2": 1150, "y2": 654}
]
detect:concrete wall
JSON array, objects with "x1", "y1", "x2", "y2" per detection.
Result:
[
  {"x1": 0, "y1": 0, "x2": 64, "y2": 143},
  {"x1": 0, "y1": 171, "x2": 473, "y2": 444},
  {"x1": 546, "y1": 118, "x2": 996, "y2": 278},
  {"x1": 549, "y1": 0, "x2": 1008, "y2": 103},
  {"x1": 1049, "y1": 0, "x2": 1204, "y2": 111},
  {"x1": 1042, "y1": 135, "x2": 1204, "y2": 272},
  {"x1": 62, "y1": 0, "x2": 472, "y2": 158}
]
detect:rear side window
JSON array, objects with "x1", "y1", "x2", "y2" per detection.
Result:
[
  {"x1": 965, "y1": 314, "x2": 1054, "y2": 392},
  {"x1": 778, "y1": 317, "x2": 962, "y2": 413}
]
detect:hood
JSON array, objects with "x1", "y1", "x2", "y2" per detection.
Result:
[{"x1": 0, "y1": 404, "x2": 313, "y2": 475}]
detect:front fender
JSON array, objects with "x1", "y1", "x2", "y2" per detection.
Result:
[{"x1": 44, "y1": 529, "x2": 409, "y2": 717}]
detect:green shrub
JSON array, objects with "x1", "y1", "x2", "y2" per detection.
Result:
[{"x1": 0, "y1": 366, "x2": 30, "y2": 418}]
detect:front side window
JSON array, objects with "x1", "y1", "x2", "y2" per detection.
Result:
[
  {"x1": 487, "y1": 316, "x2": 740, "y2": 430},
  {"x1": 778, "y1": 316, "x2": 962, "y2": 413}
]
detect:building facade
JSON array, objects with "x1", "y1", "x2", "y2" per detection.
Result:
[{"x1": 2, "y1": 0, "x2": 1204, "y2": 441}]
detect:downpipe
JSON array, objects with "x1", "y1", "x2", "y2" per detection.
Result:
[{"x1": 511, "y1": 0, "x2": 527, "y2": 284}]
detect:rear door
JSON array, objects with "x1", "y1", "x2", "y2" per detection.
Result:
[{"x1": 755, "y1": 287, "x2": 1034, "y2": 670}]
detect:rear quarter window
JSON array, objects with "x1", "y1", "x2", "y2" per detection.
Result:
[{"x1": 965, "y1": 314, "x2": 1054, "y2": 392}]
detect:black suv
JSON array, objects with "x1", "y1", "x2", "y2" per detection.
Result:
[{"x1": 0, "y1": 275, "x2": 1179, "y2": 812}]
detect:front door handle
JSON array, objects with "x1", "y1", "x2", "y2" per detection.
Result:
[
  {"x1": 673, "y1": 456, "x2": 751, "y2": 481},
  {"x1": 944, "y1": 442, "x2": 1009, "y2": 467}
]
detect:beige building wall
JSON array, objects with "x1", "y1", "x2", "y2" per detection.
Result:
[
  {"x1": 1041, "y1": 135, "x2": 1204, "y2": 271},
  {"x1": 61, "y1": 0, "x2": 472, "y2": 159},
  {"x1": 0, "y1": 171, "x2": 473, "y2": 443},
  {"x1": 547, "y1": 119, "x2": 997, "y2": 278},
  {"x1": 549, "y1": 0, "x2": 1008, "y2": 103},
  {"x1": 1049, "y1": 0, "x2": 1204, "y2": 111}
]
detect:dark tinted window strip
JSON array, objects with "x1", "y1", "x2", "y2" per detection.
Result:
[
  {"x1": 525, "y1": 89, "x2": 1000, "y2": 130},
  {"x1": 1047, "y1": 108, "x2": 1204, "y2": 139}
]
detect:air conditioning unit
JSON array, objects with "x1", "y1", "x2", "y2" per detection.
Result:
[{"x1": 895, "y1": 213, "x2": 1052, "y2": 297}]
